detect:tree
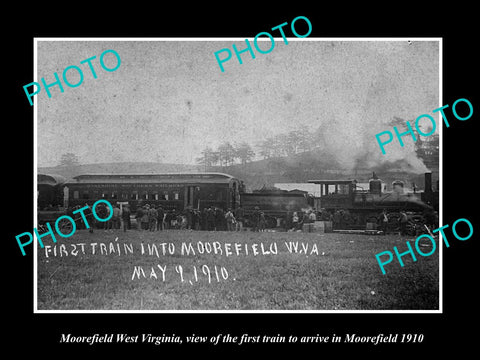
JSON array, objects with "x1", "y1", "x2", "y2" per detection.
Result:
[
  {"x1": 235, "y1": 142, "x2": 255, "y2": 166},
  {"x1": 257, "y1": 139, "x2": 272, "y2": 159},
  {"x1": 270, "y1": 135, "x2": 284, "y2": 157},
  {"x1": 210, "y1": 151, "x2": 220, "y2": 167},
  {"x1": 285, "y1": 130, "x2": 301, "y2": 155},
  {"x1": 257, "y1": 129, "x2": 311, "y2": 159},
  {"x1": 295, "y1": 128, "x2": 315, "y2": 153},
  {"x1": 196, "y1": 147, "x2": 216, "y2": 171},
  {"x1": 58, "y1": 153, "x2": 80, "y2": 167},
  {"x1": 313, "y1": 125, "x2": 328, "y2": 151},
  {"x1": 217, "y1": 142, "x2": 236, "y2": 167}
]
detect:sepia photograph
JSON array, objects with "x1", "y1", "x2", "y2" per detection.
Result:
[{"x1": 34, "y1": 38, "x2": 440, "y2": 312}]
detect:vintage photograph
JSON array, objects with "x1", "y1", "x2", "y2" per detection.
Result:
[{"x1": 35, "y1": 39, "x2": 440, "y2": 311}]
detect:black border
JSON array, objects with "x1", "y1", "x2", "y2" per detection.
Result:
[{"x1": 8, "y1": 7, "x2": 479, "y2": 355}]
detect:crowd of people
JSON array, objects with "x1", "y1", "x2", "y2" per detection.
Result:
[
  {"x1": 65, "y1": 203, "x2": 251, "y2": 232},
  {"x1": 378, "y1": 208, "x2": 439, "y2": 235},
  {"x1": 61, "y1": 202, "x2": 327, "y2": 233},
  {"x1": 58, "y1": 202, "x2": 439, "y2": 235},
  {"x1": 63, "y1": 202, "x2": 321, "y2": 233},
  {"x1": 129, "y1": 204, "x2": 254, "y2": 232}
]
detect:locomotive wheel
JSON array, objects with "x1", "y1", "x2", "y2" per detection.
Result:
[
  {"x1": 57, "y1": 217, "x2": 73, "y2": 235},
  {"x1": 408, "y1": 215, "x2": 427, "y2": 235},
  {"x1": 387, "y1": 212, "x2": 401, "y2": 233},
  {"x1": 404, "y1": 220, "x2": 417, "y2": 236}
]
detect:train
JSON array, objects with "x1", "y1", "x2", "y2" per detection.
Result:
[
  {"x1": 63, "y1": 173, "x2": 241, "y2": 211},
  {"x1": 239, "y1": 189, "x2": 313, "y2": 228},
  {"x1": 37, "y1": 174, "x2": 67, "y2": 210},
  {"x1": 37, "y1": 171, "x2": 438, "y2": 233},
  {"x1": 308, "y1": 172, "x2": 438, "y2": 233}
]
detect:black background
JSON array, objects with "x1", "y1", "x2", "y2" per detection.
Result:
[{"x1": 7, "y1": 5, "x2": 478, "y2": 355}]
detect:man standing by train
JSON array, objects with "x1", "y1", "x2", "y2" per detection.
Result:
[
  {"x1": 112, "y1": 204, "x2": 121, "y2": 229},
  {"x1": 225, "y1": 208, "x2": 236, "y2": 231},
  {"x1": 235, "y1": 205, "x2": 244, "y2": 231},
  {"x1": 141, "y1": 205, "x2": 150, "y2": 230},
  {"x1": 380, "y1": 209, "x2": 389, "y2": 235},
  {"x1": 121, "y1": 204, "x2": 131, "y2": 232},
  {"x1": 156, "y1": 205, "x2": 164, "y2": 231},
  {"x1": 399, "y1": 210, "x2": 408, "y2": 236},
  {"x1": 185, "y1": 207, "x2": 193, "y2": 230},
  {"x1": 251, "y1": 206, "x2": 260, "y2": 232},
  {"x1": 135, "y1": 206, "x2": 144, "y2": 231},
  {"x1": 206, "y1": 207, "x2": 215, "y2": 231},
  {"x1": 214, "y1": 207, "x2": 225, "y2": 231},
  {"x1": 148, "y1": 205, "x2": 158, "y2": 232}
]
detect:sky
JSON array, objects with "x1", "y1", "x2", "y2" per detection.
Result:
[{"x1": 36, "y1": 39, "x2": 440, "y2": 170}]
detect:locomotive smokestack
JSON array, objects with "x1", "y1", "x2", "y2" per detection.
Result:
[
  {"x1": 369, "y1": 172, "x2": 382, "y2": 195},
  {"x1": 425, "y1": 172, "x2": 432, "y2": 193}
]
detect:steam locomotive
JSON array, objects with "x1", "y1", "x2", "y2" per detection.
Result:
[{"x1": 307, "y1": 172, "x2": 438, "y2": 232}]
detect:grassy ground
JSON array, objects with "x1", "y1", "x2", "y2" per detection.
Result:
[{"x1": 36, "y1": 229, "x2": 439, "y2": 311}]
